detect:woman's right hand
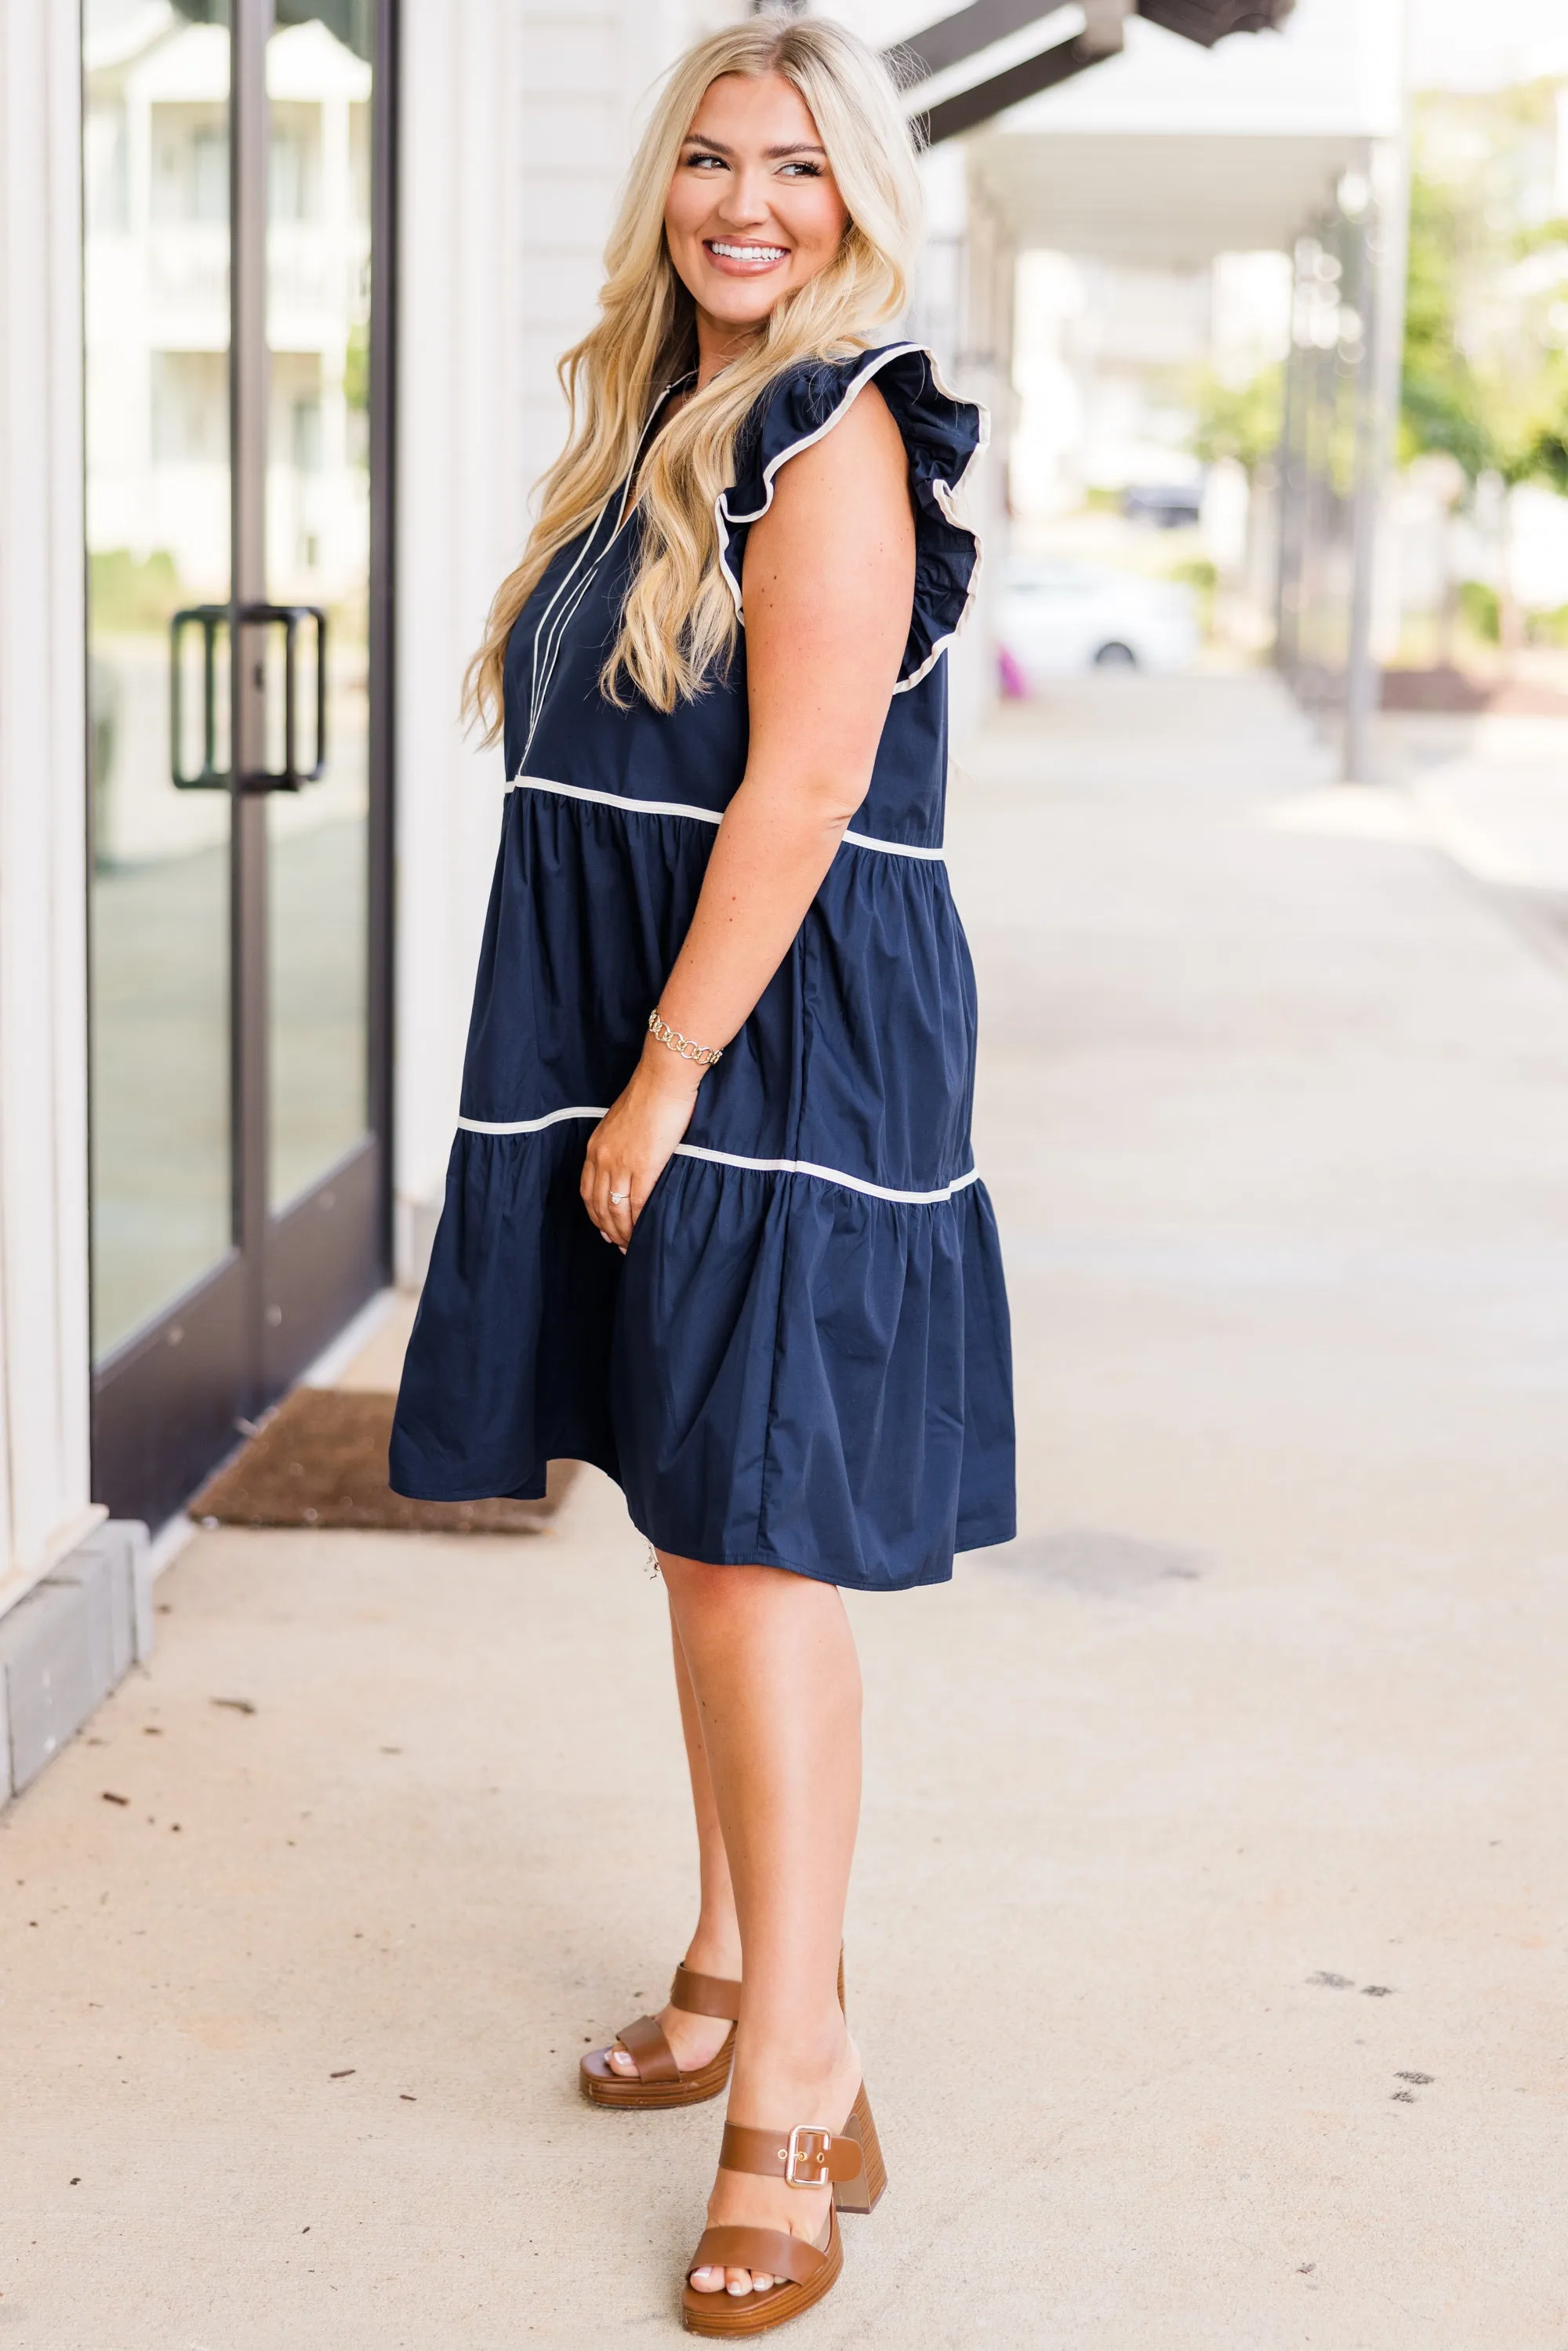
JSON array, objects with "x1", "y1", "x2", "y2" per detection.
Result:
[{"x1": 581, "y1": 1042, "x2": 703, "y2": 1252}]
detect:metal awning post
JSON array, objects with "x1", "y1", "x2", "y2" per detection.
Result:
[
  {"x1": 1342, "y1": 132, "x2": 1411, "y2": 782},
  {"x1": 1342, "y1": 191, "x2": 1381, "y2": 782}
]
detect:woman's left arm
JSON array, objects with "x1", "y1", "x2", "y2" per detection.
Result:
[{"x1": 583, "y1": 382, "x2": 917, "y2": 1248}]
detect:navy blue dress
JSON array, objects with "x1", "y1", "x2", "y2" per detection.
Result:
[{"x1": 390, "y1": 343, "x2": 1015, "y2": 1591}]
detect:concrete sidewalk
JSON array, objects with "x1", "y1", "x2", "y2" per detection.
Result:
[{"x1": 5, "y1": 673, "x2": 1567, "y2": 2349}]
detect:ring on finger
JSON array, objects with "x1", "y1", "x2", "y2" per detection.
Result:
[{"x1": 608, "y1": 1189, "x2": 630, "y2": 1205}]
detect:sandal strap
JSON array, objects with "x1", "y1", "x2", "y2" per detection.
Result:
[
  {"x1": 615, "y1": 2012, "x2": 679, "y2": 2084},
  {"x1": 720, "y1": 2120, "x2": 866, "y2": 2188},
  {"x1": 689, "y1": 2224, "x2": 829, "y2": 2288},
  {"x1": 670, "y1": 1964, "x2": 742, "y2": 2022}
]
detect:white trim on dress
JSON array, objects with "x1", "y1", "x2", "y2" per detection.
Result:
[
  {"x1": 711, "y1": 342, "x2": 989, "y2": 697},
  {"x1": 509, "y1": 772, "x2": 946, "y2": 860},
  {"x1": 512, "y1": 774, "x2": 722, "y2": 826},
  {"x1": 524, "y1": 502, "x2": 615, "y2": 757},
  {"x1": 519, "y1": 380, "x2": 693, "y2": 767},
  {"x1": 457, "y1": 1105, "x2": 610, "y2": 1136},
  {"x1": 672, "y1": 1147, "x2": 980, "y2": 1206},
  {"x1": 454, "y1": 1108, "x2": 978, "y2": 1206},
  {"x1": 844, "y1": 829, "x2": 944, "y2": 860}
]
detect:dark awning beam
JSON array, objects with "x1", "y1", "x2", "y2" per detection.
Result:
[
  {"x1": 894, "y1": 0, "x2": 1083, "y2": 84},
  {"x1": 1139, "y1": 2, "x2": 1294, "y2": 42},
  {"x1": 895, "y1": 0, "x2": 1297, "y2": 145},
  {"x1": 910, "y1": 2, "x2": 1131, "y2": 147}
]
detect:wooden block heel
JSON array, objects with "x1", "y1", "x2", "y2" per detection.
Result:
[
  {"x1": 832, "y1": 2081, "x2": 887, "y2": 2216},
  {"x1": 681, "y1": 2077, "x2": 883, "y2": 2335}
]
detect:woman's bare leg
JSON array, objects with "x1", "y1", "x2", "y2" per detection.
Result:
[
  {"x1": 662, "y1": 1554, "x2": 863, "y2": 2301},
  {"x1": 604, "y1": 1603, "x2": 740, "y2": 2077}
]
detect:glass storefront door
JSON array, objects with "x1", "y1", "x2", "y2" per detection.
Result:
[
  {"x1": 84, "y1": 0, "x2": 394, "y2": 1528},
  {"x1": 265, "y1": 5, "x2": 376, "y2": 1214}
]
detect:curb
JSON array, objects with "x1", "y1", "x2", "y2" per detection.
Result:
[{"x1": 0, "y1": 1522, "x2": 152, "y2": 1805}]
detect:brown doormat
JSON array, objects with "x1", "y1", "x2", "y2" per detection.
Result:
[
  {"x1": 189, "y1": 1388, "x2": 577, "y2": 1533},
  {"x1": 1381, "y1": 666, "x2": 1568, "y2": 716}
]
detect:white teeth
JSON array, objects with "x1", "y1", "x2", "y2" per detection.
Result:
[{"x1": 710, "y1": 242, "x2": 787, "y2": 262}]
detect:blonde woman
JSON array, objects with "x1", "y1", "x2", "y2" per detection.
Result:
[{"x1": 391, "y1": 12, "x2": 1014, "y2": 2332}]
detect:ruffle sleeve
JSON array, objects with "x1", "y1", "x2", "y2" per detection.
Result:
[{"x1": 716, "y1": 343, "x2": 987, "y2": 693}]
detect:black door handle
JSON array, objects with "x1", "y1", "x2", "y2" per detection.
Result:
[
  {"x1": 169, "y1": 602, "x2": 328, "y2": 793},
  {"x1": 236, "y1": 603, "x2": 328, "y2": 793},
  {"x1": 169, "y1": 604, "x2": 231, "y2": 789}
]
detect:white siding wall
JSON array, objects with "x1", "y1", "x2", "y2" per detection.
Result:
[
  {"x1": 520, "y1": 4, "x2": 749, "y2": 477},
  {"x1": 394, "y1": 0, "x2": 746, "y2": 1275},
  {"x1": 391, "y1": 0, "x2": 528, "y2": 1275},
  {"x1": 0, "y1": 0, "x2": 100, "y2": 1605}
]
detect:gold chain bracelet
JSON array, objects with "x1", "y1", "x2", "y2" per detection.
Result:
[{"x1": 648, "y1": 1007, "x2": 724, "y2": 1068}]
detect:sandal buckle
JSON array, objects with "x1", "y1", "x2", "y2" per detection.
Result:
[{"x1": 785, "y1": 2124, "x2": 833, "y2": 2187}]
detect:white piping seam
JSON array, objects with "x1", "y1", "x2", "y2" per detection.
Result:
[
  {"x1": 529, "y1": 511, "x2": 604, "y2": 691},
  {"x1": 458, "y1": 1105, "x2": 608, "y2": 1135},
  {"x1": 714, "y1": 343, "x2": 922, "y2": 620},
  {"x1": 526, "y1": 481, "x2": 630, "y2": 754},
  {"x1": 673, "y1": 1148, "x2": 980, "y2": 1206},
  {"x1": 842, "y1": 829, "x2": 943, "y2": 860},
  {"x1": 527, "y1": 569, "x2": 599, "y2": 751},
  {"x1": 894, "y1": 389, "x2": 993, "y2": 695},
  {"x1": 454, "y1": 1110, "x2": 979, "y2": 1204},
  {"x1": 721, "y1": 343, "x2": 925, "y2": 522},
  {"x1": 525, "y1": 502, "x2": 612, "y2": 751},
  {"x1": 514, "y1": 774, "x2": 719, "y2": 825},
  {"x1": 510, "y1": 774, "x2": 945, "y2": 858},
  {"x1": 712, "y1": 343, "x2": 990, "y2": 698},
  {"x1": 523, "y1": 532, "x2": 606, "y2": 764},
  {"x1": 520, "y1": 383, "x2": 691, "y2": 767}
]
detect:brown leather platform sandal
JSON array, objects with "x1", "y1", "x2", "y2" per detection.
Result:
[
  {"x1": 580, "y1": 1964, "x2": 742, "y2": 2109},
  {"x1": 580, "y1": 1951, "x2": 846, "y2": 2111},
  {"x1": 680, "y1": 2081, "x2": 887, "y2": 2337}
]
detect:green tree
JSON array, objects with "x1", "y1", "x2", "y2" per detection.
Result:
[
  {"x1": 1400, "y1": 150, "x2": 1568, "y2": 660},
  {"x1": 1399, "y1": 171, "x2": 1492, "y2": 480},
  {"x1": 1189, "y1": 365, "x2": 1283, "y2": 475},
  {"x1": 1506, "y1": 215, "x2": 1568, "y2": 495},
  {"x1": 343, "y1": 319, "x2": 370, "y2": 415}
]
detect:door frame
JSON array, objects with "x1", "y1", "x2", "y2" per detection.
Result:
[{"x1": 87, "y1": 0, "x2": 398, "y2": 1529}]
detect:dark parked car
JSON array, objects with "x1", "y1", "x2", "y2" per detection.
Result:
[{"x1": 1122, "y1": 482, "x2": 1203, "y2": 529}]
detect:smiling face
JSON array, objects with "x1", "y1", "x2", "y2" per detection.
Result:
[{"x1": 663, "y1": 72, "x2": 851, "y2": 365}]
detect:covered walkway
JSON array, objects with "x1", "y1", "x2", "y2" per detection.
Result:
[{"x1": 5, "y1": 676, "x2": 1566, "y2": 2347}]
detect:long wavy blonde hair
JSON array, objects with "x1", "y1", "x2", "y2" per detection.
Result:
[{"x1": 463, "y1": 13, "x2": 922, "y2": 736}]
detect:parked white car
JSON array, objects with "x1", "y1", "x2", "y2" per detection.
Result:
[{"x1": 997, "y1": 558, "x2": 1200, "y2": 684}]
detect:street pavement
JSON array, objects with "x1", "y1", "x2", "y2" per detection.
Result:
[{"x1": 4, "y1": 673, "x2": 1566, "y2": 2348}]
